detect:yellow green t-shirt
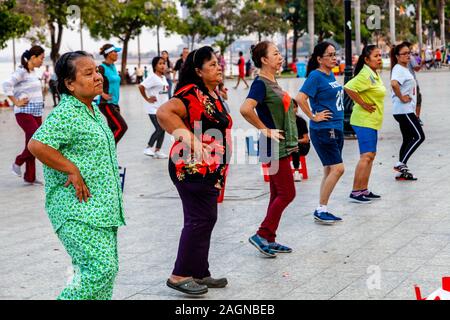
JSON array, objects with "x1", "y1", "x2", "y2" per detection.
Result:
[{"x1": 345, "y1": 64, "x2": 386, "y2": 130}]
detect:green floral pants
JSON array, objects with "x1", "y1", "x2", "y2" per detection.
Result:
[{"x1": 56, "y1": 220, "x2": 119, "y2": 300}]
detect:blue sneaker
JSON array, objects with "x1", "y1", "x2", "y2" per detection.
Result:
[
  {"x1": 364, "y1": 191, "x2": 381, "y2": 200},
  {"x1": 313, "y1": 210, "x2": 343, "y2": 225},
  {"x1": 268, "y1": 242, "x2": 292, "y2": 253},
  {"x1": 248, "y1": 234, "x2": 277, "y2": 258},
  {"x1": 349, "y1": 193, "x2": 372, "y2": 204}
]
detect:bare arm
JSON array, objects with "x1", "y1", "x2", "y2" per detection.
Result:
[
  {"x1": 391, "y1": 80, "x2": 412, "y2": 103},
  {"x1": 28, "y1": 139, "x2": 91, "y2": 202},
  {"x1": 294, "y1": 92, "x2": 332, "y2": 122},
  {"x1": 344, "y1": 88, "x2": 376, "y2": 113},
  {"x1": 156, "y1": 98, "x2": 211, "y2": 160},
  {"x1": 299, "y1": 134, "x2": 310, "y2": 144},
  {"x1": 240, "y1": 98, "x2": 284, "y2": 142},
  {"x1": 138, "y1": 84, "x2": 157, "y2": 103}
]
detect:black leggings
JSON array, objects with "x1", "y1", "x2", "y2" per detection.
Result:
[
  {"x1": 98, "y1": 103, "x2": 128, "y2": 144},
  {"x1": 393, "y1": 113, "x2": 425, "y2": 165},
  {"x1": 148, "y1": 114, "x2": 165, "y2": 149},
  {"x1": 291, "y1": 143, "x2": 311, "y2": 169}
]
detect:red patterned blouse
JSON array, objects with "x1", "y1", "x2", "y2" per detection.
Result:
[{"x1": 168, "y1": 84, "x2": 233, "y2": 189}]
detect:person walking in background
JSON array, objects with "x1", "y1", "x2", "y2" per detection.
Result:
[
  {"x1": 162, "y1": 50, "x2": 174, "y2": 98},
  {"x1": 138, "y1": 56, "x2": 169, "y2": 159},
  {"x1": 2, "y1": 45, "x2": 45, "y2": 185},
  {"x1": 233, "y1": 51, "x2": 249, "y2": 89},
  {"x1": 295, "y1": 42, "x2": 345, "y2": 225},
  {"x1": 144, "y1": 66, "x2": 149, "y2": 79},
  {"x1": 435, "y1": 48, "x2": 442, "y2": 69},
  {"x1": 173, "y1": 47, "x2": 189, "y2": 84},
  {"x1": 157, "y1": 46, "x2": 232, "y2": 295},
  {"x1": 291, "y1": 100, "x2": 310, "y2": 182},
  {"x1": 28, "y1": 51, "x2": 126, "y2": 300},
  {"x1": 136, "y1": 65, "x2": 144, "y2": 84},
  {"x1": 344, "y1": 45, "x2": 386, "y2": 203},
  {"x1": 41, "y1": 65, "x2": 51, "y2": 97},
  {"x1": 97, "y1": 44, "x2": 128, "y2": 145},
  {"x1": 390, "y1": 42, "x2": 425, "y2": 181},
  {"x1": 48, "y1": 72, "x2": 60, "y2": 107},
  {"x1": 241, "y1": 41, "x2": 298, "y2": 258}
]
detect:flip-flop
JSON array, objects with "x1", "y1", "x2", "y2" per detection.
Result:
[{"x1": 166, "y1": 278, "x2": 208, "y2": 295}]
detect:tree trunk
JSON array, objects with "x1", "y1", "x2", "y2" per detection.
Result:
[
  {"x1": 389, "y1": 0, "x2": 396, "y2": 44},
  {"x1": 292, "y1": 29, "x2": 298, "y2": 63},
  {"x1": 121, "y1": 35, "x2": 130, "y2": 84},
  {"x1": 49, "y1": 20, "x2": 63, "y2": 68},
  {"x1": 439, "y1": 0, "x2": 445, "y2": 48},
  {"x1": 355, "y1": 0, "x2": 361, "y2": 54},
  {"x1": 417, "y1": 0, "x2": 423, "y2": 55},
  {"x1": 156, "y1": 24, "x2": 161, "y2": 56},
  {"x1": 307, "y1": 0, "x2": 314, "y2": 55}
]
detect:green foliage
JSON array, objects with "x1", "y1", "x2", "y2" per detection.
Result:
[
  {"x1": 0, "y1": 0, "x2": 32, "y2": 49},
  {"x1": 178, "y1": 0, "x2": 221, "y2": 49}
]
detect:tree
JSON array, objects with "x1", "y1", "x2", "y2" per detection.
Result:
[
  {"x1": 211, "y1": 0, "x2": 243, "y2": 55},
  {"x1": 0, "y1": 0, "x2": 32, "y2": 49},
  {"x1": 178, "y1": 0, "x2": 221, "y2": 50},
  {"x1": 240, "y1": 0, "x2": 285, "y2": 42},
  {"x1": 84, "y1": 0, "x2": 163, "y2": 83}
]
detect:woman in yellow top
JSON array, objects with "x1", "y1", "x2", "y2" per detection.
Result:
[{"x1": 344, "y1": 45, "x2": 386, "y2": 203}]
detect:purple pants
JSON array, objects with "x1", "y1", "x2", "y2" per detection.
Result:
[{"x1": 172, "y1": 182, "x2": 219, "y2": 278}]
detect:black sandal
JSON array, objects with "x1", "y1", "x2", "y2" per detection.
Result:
[{"x1": 166, "y1": 278, "x2": 208, "y2": 295}]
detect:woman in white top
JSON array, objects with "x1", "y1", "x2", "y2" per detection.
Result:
[
  {"x1": 138, "y1": 56, "x2": 169, "y2": 159},
  {"x1": 2, "y1": 46, "x2": 45, "y2": 184},
  {"x1": 390, "y1": 42, "x2": 425, "y2": 180}
]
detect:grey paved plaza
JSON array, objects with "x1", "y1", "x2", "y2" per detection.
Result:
[{"x1": 1, "y1": 69, "x2": 450, "y2": 300}]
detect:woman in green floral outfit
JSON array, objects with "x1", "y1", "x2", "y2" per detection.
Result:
[{"x1": 28, "y1": 51, "x2": 125, "y2": 300}]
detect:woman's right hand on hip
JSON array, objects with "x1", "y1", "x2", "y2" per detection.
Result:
[
  {"x1": 64, "y1": 169, "x2": 91, "y2": 203},
  {"x1": 261, "y1": 128, "x2": 285, "y2": 143},
  {"x1": 15, "y1": 98, "x2": 29, "y2": 107}
]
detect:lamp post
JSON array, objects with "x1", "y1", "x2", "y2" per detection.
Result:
[
  {"x1": 343, "y1": 0, "x2": 354, "y2": 136},
  {"x1": 276, "y1": 6, "x2": 296, "y2": 71}
]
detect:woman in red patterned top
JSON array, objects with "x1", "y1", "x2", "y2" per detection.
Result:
[{"x1": 157, "y1": 46, "x2": 232, "y2": 296}]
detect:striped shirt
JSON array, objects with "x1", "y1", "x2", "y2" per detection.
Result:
[{"x1": 2, "y1": 66, "x2": 44, "y2": 116}]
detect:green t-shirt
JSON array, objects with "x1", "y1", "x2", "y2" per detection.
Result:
[
  {"x1": 345, "y1": 64, "x2": 386, "y2": 130},
  {"x1": 32, "y1": 94, "x2": 126, "y2": 232}
]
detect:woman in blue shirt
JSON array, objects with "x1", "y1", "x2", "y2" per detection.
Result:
[
  {"x1": 295, "y1": 42, "x2": 345, "y2": 225},
  {"x1": 98, "y1": 44, "x2": 128, "y2": 145}
]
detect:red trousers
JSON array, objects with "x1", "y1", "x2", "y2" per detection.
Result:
[
  {"x1": 257, "y1": 156, "x2": 296, "y2": 242},
  {"x1": 15, "y1": 113, "x2": 42, "y2": 182}
]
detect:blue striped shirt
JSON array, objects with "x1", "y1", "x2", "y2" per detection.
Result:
[{"x1": 2, "y1": 66, "x2": 44, "y2": 116}]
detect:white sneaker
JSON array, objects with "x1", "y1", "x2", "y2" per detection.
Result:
[
  {"x1": 143, "y1": 147, "x2": 155, "y2": 157},
  {"x1": 154, "y1": 151, "x2": 168, "y2": 159},
  {"x1": 11, "y1": 163, "x2": 22, "y2": 177},
  {"x1": 293, "y1": 171, "x2": 302, "y2": 182}
]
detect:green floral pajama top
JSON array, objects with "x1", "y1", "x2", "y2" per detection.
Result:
[{"x1": 32, "y1": 94, "x2": 126, "y2": 232}]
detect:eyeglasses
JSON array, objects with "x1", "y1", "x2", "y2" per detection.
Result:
[
  {"x1": 398, "y1": 51, "x2": 411, "y2": 56},
  {"x1": 322, "y1": 53, "x2": 337, "y2": 58}
]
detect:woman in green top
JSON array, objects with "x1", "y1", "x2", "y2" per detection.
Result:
[
  {"x1": 240, "y1": 41, "x2": 298, "y2": 258},
  {"x1": 28, "y1": 51, "x2": 126, "y2": 300},
  {"x1": 344, "y1": 45, "x2": 386, "y2": 203}
]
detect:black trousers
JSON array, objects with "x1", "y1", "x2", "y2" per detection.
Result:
[
  {"x1": 291, "y1": 143, "x2": 311, "y2": 169},
  {"x1": 393, "y1": 113, "x2": 425, "y2": 165},
  {"x1": 148, "y1": 114, "x2": 165, "y2": 149}
]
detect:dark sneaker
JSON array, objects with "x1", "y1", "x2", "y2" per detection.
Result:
[
  {"x1": 349, "y1": 193, "x2": 372, "y2": 204},
  {"x1": 395, "y1": 171, "x2": 417, "y2": 181},
  {"x1": 313, "y1": 211, "x2": 343, "y2": 225},
  {"x1": 268, "y1": 242, "x2": 292, "y2": 253},
  {"x1": 364, "y1": 191, "x2": 381, "y2": 200},
  {"x1": 193, "y1": 276, "x2": 228, "y2": 288},
  {"x1": 166, "y1": 278, "x2": 208, "y2": 295},
  {"x1": 248, "y1": 234, "x2": 277, "y2": 258}
]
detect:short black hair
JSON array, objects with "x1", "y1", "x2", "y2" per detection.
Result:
[
  {"x1": 152, "y1": 56, "x2": 164, "y2": 72},
  {"x1": 55, "y1": 51, "x2": 92, "y2": 95}
]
